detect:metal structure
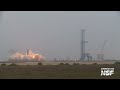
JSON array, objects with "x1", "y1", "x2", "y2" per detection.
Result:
[
  {"x1": 27, "y1": 49, "x2": 29, "y2": 55},
  {"x1": 97, "y1": 40, "x2": 107, "y2": 60},
  {"x1": 80, "y1": 29, "x2": 92, "y2": 61}
]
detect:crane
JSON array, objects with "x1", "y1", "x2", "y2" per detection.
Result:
[
  {"x1": 100, "y1": 40, "x2": 107, "y2": 60},
  {"x1": 97, "y1": 40, "x2": 107, "y2": 60},
  {"x1": 101, "y1": 40, "x2": 107, "y2": 54}
]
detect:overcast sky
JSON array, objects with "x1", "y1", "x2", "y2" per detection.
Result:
[{"x1": 0, "y1": 11, "x2": 120, "y2": 61}]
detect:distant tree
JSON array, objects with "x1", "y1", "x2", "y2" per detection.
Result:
[
  {"x1": 38, "y1": 62, "x2": 42, "y2": 65},
  {"x1": 59, "y1": 63, "x2": 64, "y2": 65},
  {"x1": 64, "y1": 63, "x2": 70, "y2": 65},
  {"x1": 73, "y1": 63, "x2": 79, "y2": 65},
  {"x1": 1, "y1": 63, "x2": 6, "y2": 66},
  {"x1": 59, "y1": 63, "x2": 70, "y2": 65},
  {"x1": 9, "y1": 63, "x2": 17, "y2": 66},
  {"x1": 114, "y1": 62, "x2": 120, "y2": 64},
  {"x1": 92, "y1": 63, "x2": 97, "y2": 65}
]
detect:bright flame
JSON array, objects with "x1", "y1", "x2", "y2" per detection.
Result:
[{"x1": 10, "y1": 50, "x2": 45, "y2": 61}]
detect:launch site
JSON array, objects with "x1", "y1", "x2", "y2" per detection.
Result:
[{"x1": 0, "y1": 11, "x2": 120, "y2": 79}]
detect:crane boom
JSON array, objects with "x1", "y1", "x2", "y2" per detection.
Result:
[{"x1": 101, "y1": 40, "x2": 107, "y2": 54}]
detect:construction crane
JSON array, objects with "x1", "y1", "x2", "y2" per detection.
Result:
[
  {"x1": 101, "y1": 40, "x2": 107, "y2": 55},
  {"x1": 97, "y1": 40, "x2": 107, "y2": 60}
]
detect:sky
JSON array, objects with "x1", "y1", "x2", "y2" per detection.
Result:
[{"x1": 0, "y1": 11, "x2": 120, "y2": 61}]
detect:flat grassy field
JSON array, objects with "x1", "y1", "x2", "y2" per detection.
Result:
[{"x1": 0, "y1": 64, "x2": 120, "y2": 79}]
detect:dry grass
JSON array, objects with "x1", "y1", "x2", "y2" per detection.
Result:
[{"x1": 0, "y1": 64, "x2": 120, "y2": 79}]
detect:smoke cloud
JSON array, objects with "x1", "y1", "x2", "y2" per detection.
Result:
[
  {"x1": 9, "y1": 49, "x2": 45, "y2": 61},
  {"x1": 8, "y1": 49, "x2": 17, "y2": 55}
]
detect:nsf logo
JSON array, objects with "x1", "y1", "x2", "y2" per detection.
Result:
[{"x1": 101, "y1": 68, "x2": 114, "y2": 76}]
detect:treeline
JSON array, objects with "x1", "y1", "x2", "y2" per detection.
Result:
[{"x1": 1, "y1": 61, "x2": 120, "y2": 66}]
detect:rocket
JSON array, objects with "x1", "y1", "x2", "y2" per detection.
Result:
[{"x1": 27, "y1": 49, "x2": 29, "y2": 55}]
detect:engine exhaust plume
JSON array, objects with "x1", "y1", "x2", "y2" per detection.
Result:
[{"x1": 9, "y1": 49, "x2": 45, "y2": 62}]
